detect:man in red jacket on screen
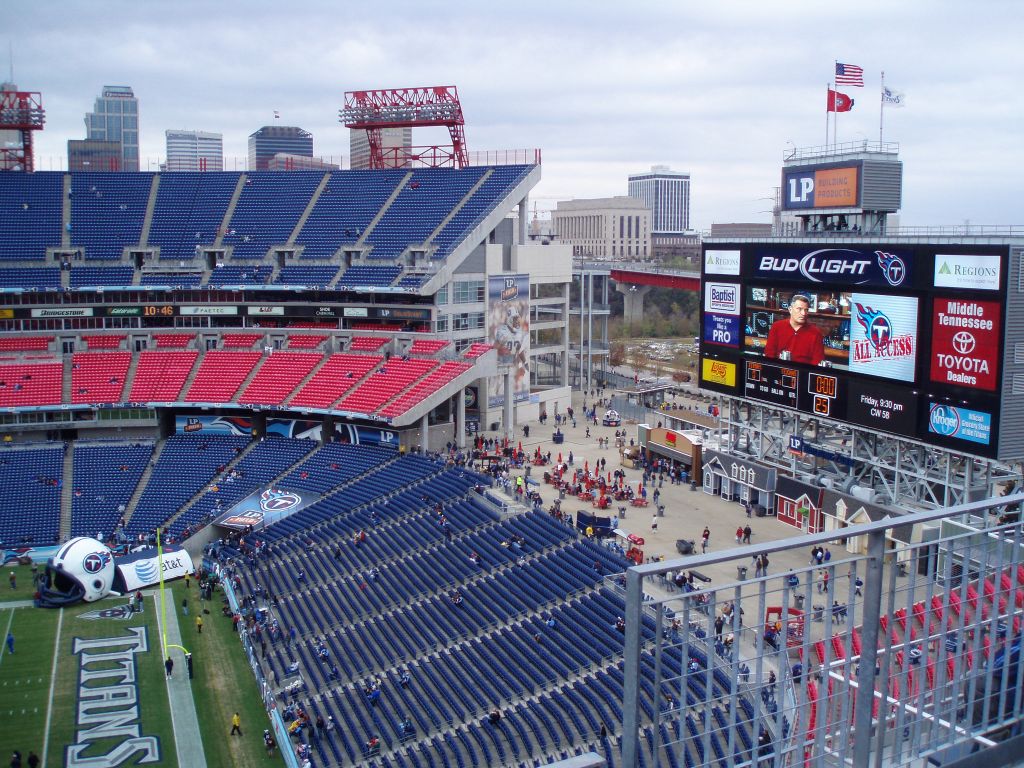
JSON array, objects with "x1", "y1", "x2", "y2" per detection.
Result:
[{"x1": 764, "y1": 293, "x2": 825, "y2": 366}]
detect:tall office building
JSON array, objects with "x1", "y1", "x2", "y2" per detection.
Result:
[
  {"x1": 165, "y1": 129, "x2": 223, "y2": 172},
  {"x1": 349, "y1": 127, "x2": 412, "y2": 169},
  {"x1": 83, "y1": 85, "x2": 139, "y2": 171},
  {"x1": 248, "y1": 126, "x2": 312, "y2": 170},
  {"x1": 627, "y1": 165, "x2": 691, "y2": 234}
]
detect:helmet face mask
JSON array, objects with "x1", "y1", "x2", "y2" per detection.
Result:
[{"x1": 37, "y1": 537, "x2": 117, "y2": 607}]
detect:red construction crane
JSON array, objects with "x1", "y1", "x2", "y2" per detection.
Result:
[
  {"x1": 340, "y1": 85, "x2": 468, "y2": 169},
  {"x1": 0, "y1": 88, "x2": 45, "y2": 172}
]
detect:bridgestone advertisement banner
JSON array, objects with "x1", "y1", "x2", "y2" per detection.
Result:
[{"x1": 115, "y1": 546, "x2": 195, "y2": 592}]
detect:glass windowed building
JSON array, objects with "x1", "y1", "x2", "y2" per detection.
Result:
[
  {"x1": 83, "y1": 85, "x2": 139, "y2": 172},
  {"x1": 248, "y1": 126, "x2": 313, "y2": 170},
  {"x1": 627, "y1": 165, "x2": 691, "y2": 234},
  {"x1": 165, "y1": 129, "x2": 224, "y2": 172}
]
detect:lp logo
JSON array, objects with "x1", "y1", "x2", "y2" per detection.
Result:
[{"x1": 788, "y1": 176, "x2": 814, "y2": 202}]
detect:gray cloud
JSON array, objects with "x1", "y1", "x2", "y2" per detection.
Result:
[{"x1": 8, "y1": 0, "x2": 1022, "y2": 227}]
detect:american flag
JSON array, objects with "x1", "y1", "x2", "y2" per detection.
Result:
[{"x1": 835, "y1": 62, "x2": 864, "y2": 87}]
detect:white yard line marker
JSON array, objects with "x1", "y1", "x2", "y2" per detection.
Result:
[
  {"x1": 41, "y1": 607, "x2": 64, "y2": 767},
  {"x1": 0, "y1": 607, "x2": 14, "y2": 666}
]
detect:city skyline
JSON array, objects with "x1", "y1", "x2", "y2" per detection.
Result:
[{"x1": 5, "y1": 0, "x2": 1022, "y2": 229}]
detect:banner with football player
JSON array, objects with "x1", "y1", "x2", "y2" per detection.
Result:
[{"x1": 487, "y1": 274, "x2": 530, "y2": 408}]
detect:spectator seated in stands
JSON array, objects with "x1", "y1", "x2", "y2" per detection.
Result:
[{"x1": 488, "y1": 709, "x2": 502, "y2": 725}]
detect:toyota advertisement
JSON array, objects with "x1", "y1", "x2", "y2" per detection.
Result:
[
  {"x1": 699, "y1": 242, "x2": 1010, "y2": 456},
  {"x1": 929, "y1": 298, "x2": 1001, "y2": 391}
]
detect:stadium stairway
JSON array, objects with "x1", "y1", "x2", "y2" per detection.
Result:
[
  {"x1": 287, "y1": 172, "x2": 331, "y2": 246},
  {"x1": 139, "y1": 173, "x2": 160, "y2": 246},
  {"x1": 159, "y1": 438, "x2": 263, "y2": 533},
  {"x1": 60, "y1": 446, "x2": 75, "y2": 539},
  {"x1": 355, "y1": 172, "x2": 413, "y2": 249},
  {"x1": 122, "y1": 348, "x2": 142, "y2": 395},
  {"x1": 232, "y1": 349, "x2": 269, "y2": 399},
  {"x1": 177, "y1": 348, "x2": 206, "y2": 394},
  {"x1": 120, "y1": 439, "x2": 166, "y2": 530},
  {"x1": 61, "y1": 174, "x2": 72, "y2": 248},
  {"x1": 214, "y1": 175, "x2": 247, "y2": 250},
  {"x1": 423, "y1": 168, "x2": 494, "y2": 247},
  {"x1": 61, "y1": 354, "x2": 72, "y2": 403}
]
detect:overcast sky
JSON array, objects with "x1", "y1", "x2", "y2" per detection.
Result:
[{"x1": 8, "y1": 0, "x2": 1022, "y2": 229}]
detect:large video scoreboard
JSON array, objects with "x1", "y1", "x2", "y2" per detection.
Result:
[{"x1": 698, "y1": 243, "x2": 1008, "y2": 458}]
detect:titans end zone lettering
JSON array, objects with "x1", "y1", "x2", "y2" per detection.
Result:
[{"x1": 67, "y1": 626, "x2": 160, "y2": 767}]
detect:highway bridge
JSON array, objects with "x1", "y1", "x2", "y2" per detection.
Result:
[{"x1": 574, "y1": 260, "x2": 700, "y2": 323}]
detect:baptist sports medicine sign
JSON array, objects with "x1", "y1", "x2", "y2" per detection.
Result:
[{"x1": 930, "y1": 298, "x2": 1000, "y2": 391}]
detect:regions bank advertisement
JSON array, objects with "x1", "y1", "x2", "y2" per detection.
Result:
[{"x1": 488, "y1": 274, "x2": 530, "y2": 408}]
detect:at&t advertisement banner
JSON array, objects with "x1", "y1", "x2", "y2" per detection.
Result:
[
  {"x1": 115, "y1": 546, "x2": 195, "y2": 592},
  {"x1": 488, "y1": 274, "x2": 530, "y2": 408}
]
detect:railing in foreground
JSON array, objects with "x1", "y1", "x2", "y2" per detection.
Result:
[
  {"x1": 222, "y1": 568, "x2": 300, "y2": 768},
  {"x1": 622, "y1": 494, "x2": 1024, "y2": 768}
]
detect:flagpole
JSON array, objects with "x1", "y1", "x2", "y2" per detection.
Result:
[
  {"x1": 825, "y1": 83, "x2": 830, "y2": 147},
  {"x1": 832, "y1": 61, "x2": 838, "y2": 149},
  {"x1": 879, "y1": 70, "x2": 885, "y2": 145}
]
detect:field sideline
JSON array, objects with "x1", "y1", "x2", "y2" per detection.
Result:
[{"x1": 0, "y1": 563, "x2": 275, "y2": 767}]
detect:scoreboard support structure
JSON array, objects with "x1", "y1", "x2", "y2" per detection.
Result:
[{"x1": 711, "y1": 396, "x2": 1018, "y2": 510}]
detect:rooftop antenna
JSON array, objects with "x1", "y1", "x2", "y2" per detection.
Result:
[{"x1": 8, "y1": 42, "x2": 13, "y2": 82}]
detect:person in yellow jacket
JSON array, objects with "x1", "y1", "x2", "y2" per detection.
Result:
[
  {"x1": 196, "y1": 615, "x2": 203, "y2": 634},
  {"x1": 230, "y1": 712, "x2": 242, "y2": 735}
]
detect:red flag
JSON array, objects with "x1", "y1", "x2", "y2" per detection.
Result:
[{"x1": 827, "y1": 89, "x2": 854, "y2": 112}]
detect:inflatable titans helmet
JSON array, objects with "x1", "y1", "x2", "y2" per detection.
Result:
[{"x1": 37, "y1": 537, "x2": 117, "y2": 607}]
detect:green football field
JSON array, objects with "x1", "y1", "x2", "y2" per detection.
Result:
[{"x1": 0, "y1": 563, "x2": 277, "y2": 767}]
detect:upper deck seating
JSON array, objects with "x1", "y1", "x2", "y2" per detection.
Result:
[
  {"x1": 148, "y1": 172, "x2": 240, "y2": 260},
  {"x1": 0, "y1": 172, "x2": 63, "y2": 260},
  {"x1": 293, "y1": 170, "x2": 406, "y2": 258},
  {"x1": 221, "y1": 171, "x2": 322, "y2": 259},
  {"x1": 69, "y1": 172, "x2": 152, "y2": 260}
]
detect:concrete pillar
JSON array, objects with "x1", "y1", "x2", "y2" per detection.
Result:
[
  {"x1": 616, "y1": 282, "x2": 652, "y2": 328},
  {"x1": 456, "y1": 390, "x2": 466, "y2": 450},
  {"x1": 562, "y1": 282, "x2": 570, "y2": 387},
  {"x1": 504, "y1": 371, "x2": 514, "y2": 441},
  {"x1": 518, "y1": 195, "x2": 528, "y2": 245},
  {"x1": 420, "y1": 413, "x2": 429, "y2": 452}
]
